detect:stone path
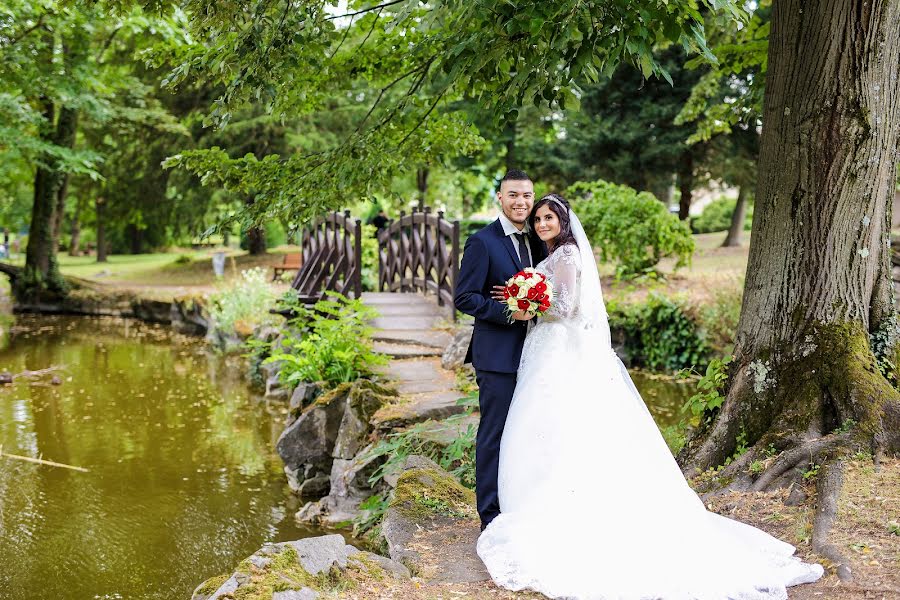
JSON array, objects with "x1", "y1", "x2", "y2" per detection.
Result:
[{"x1": 363, "y1": 293, "x2": 470, "y2": 429}]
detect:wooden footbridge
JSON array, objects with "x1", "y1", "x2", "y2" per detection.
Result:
[{"x1": 291, "y1": 207, "x2": 466, "y2": 423}]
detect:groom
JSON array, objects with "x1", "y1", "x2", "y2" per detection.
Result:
[{"x1": 454, "y1": 169, "x2": 547, "y2": 530}]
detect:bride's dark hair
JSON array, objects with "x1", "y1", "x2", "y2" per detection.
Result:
[{"x1": 530, "y1": 193, "x2": 577, "y2": 251}]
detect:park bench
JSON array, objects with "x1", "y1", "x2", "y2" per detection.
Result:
[{"x1": 272, "y1": 253, "x2": 302, "y2": 281}]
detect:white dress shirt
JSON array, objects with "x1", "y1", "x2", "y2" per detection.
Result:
[{"x1": 498, "y1": 212, "x2": 534, "y2": 267}]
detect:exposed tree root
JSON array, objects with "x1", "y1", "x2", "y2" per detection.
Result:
[
  {"x1": 812, "y1": 459, "x2": 852, "y2": 581},
  {"x1": 750, "y1": 433, "x2": 852, "y2": 492}
]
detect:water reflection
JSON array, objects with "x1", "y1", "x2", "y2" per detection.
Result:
[
  {"x1": 630, "y1": 370, "x2": 696, "y2": 428},
  {"x1": 0, "y1": 316, "x2": 323, "y2": 600}
]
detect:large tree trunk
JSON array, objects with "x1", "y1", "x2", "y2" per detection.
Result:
[
  {"x1": 51, "y1": 106, "x2": 78, "y2": 245},
  {"x1": 676, "y1": 149, "x2": 693, "y2": 221},
  {"x1": 722, "y1": 186, "x2": 748, "y2": 247},
  {"x1": 679, "y1": 0, "x2": 900, "y2": 581},
  {"x1": 95, "y1": 197, "x2": 107, "y2": 263}
]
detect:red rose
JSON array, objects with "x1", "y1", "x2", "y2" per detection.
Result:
[
  {"x1": 534, "y1": 281, "x2": 547, "y2": 294},
  {"x1": 517, "y1": 299, "x2": 530, "y2": 311},
  {"x1": 526, "y1": 288, "x2": 539, "y2": 300},
  {"x1": 534, "y1": 292, "x2": 547, "y2": 303},
  {"x1": 508, "y1": 283, "x2": 519, "y2": 297},
  {"x1": 539, "y1": 300, "x2": 551, "y2": 311},
  {"x1": 503, "y1": 289, "x2": 511, "y2": 299}
]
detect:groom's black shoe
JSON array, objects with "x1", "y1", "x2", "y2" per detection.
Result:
[{"x1": 480, "y1": 522, "x2": 487, "y2": 532}]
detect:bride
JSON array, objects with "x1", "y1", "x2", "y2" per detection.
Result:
[{"x1": 476, "y1": 193, "x2": 824, "y2": 599}]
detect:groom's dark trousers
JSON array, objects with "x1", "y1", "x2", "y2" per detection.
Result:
[{"x1": 454, "y1": 219, "x2": 546, "y2": 528}]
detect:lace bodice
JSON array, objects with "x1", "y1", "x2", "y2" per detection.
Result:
[{"x1": 536, "y1": 243, "x2": 581, "y2": 321}]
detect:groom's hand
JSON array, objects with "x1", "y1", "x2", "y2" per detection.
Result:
[{"x1": 511, "y1": 310, "x2": 535, "y2": 321}]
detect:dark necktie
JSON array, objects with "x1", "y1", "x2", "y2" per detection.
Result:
[{"x1": 515, "y1": 233, "x2": 532, "y2": 268}]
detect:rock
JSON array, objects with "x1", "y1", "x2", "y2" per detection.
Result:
[
  {"x1": 296, "y1": 444, "x2": 385, "y2": 526},
  {"x1": 383, "y1": 454, "x2": 443, "y2": 488},
  {"x1": 276, "y1": 384, "x2": 351, "y2": 487},
  {"x1": 265, "y1": 373, "x2": 291, "y2": 400},
  {"x1": 441, "y1": 326, "x2": 473, "y2": 370},
  {"x1": 332, "y1": 381, "x2": 395, "y2": 459},
  {"x1": 380, "y1": 458, "x2": 486, "y2": 583},
  {"x1": 0, "y1": 371, "x2": 12, "y2": 385},
  {"x1": 192, "y1": 534, "x2": 409, "y2": 600},
  {"x1": 371, "y1": 391, "x2": 467, "y2": 431},
  {"x1": 130, "y1": 299, "x2": 173, "y2": 324},
  {"x1": 296, "y1": 475, "x2": 331, "y2": 497},
  {"x1": 171, "y1": 296, "x2": 209, "y2": 336},
  {"x1": 273, "y1": 589, "x2": 318, "y2": 600},
  {"x1": 288, "y1": 382, "x2": 323, "y2": 417}
]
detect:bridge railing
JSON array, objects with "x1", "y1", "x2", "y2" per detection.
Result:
[
  {"x1": 377, "y1": 206, "x2": 460, "y2": 319},
  {"x1": 290, "y1": 210, "x2": 362, "y2": 303}
]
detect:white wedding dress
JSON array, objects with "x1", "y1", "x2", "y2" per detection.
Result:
[{"x1": 476, "y1": 212, "x2": 824, "y2": 599}]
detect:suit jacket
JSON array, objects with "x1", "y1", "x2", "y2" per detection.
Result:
[{"x1": 454, "y1": 218, "x2": 548, "y2": 373}]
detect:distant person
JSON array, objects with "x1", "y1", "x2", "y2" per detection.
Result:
[
  {"x1": 2, "y1": 229, "x2": 8, "y2": 259},
  {"x1": 370, "y1": 210, "x2": 389, "y2": 235}
]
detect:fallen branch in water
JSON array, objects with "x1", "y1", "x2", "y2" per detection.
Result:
[
  {"x1": 0, "y1": 365, "x2": 65, "y2": 385},
  {"x1": 0, "y1": 446, "x2": 89, "y2": 472}
]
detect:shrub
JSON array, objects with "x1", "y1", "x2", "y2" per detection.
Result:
[
  {"x1": 207, "y1": 267, "x2": 278, "y2": 336},
  {"x1": 692, "y1": 195, "x2": 754, "y2": 234},
  {"x1": 566, "y1": 179, "x2": 694, "y2": 278},
  {"x1": 265, "y1": 292, "x2": 387, "y2": 388},
  {"x1": 360, "y1": 223, "x2": 379, "y2": 292},
  {"x1": 696, "y1": 284, "x2": 743, "y2": 355},
  {"x1": 609, "y1": 293, "x2": 709, "y2": 371}
]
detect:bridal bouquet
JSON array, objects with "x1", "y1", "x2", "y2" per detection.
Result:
[{"x1": 502, "y1": 268, "x2": 554, "y2": 321}]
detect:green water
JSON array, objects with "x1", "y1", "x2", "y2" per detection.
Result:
[
  {"x1": 0, "y1": 316, "x2": 327, "y2": 600},
  {"x1": 630, "y1": 370, "x2": 696, "y2": 428}
]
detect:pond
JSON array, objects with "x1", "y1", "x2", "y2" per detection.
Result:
[
  {"x1": 0, "y1": 314, "x2": 698, "y2": 600},
  {"x1": 0, "y1": 316, "x2": 328, "y2": 600}
]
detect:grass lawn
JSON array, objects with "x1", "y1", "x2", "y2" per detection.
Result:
[
  {"x1": 3, "y1": 246, "x2": 300, "y2": 301},
  {"x1": 601, "y1": 230, "x2": 751, "y2": 306}
]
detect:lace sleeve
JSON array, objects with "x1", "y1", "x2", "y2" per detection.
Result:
[{"x1": 545, "y1": 245, "x2": 580, "y2": 320}]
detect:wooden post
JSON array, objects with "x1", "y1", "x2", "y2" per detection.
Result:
[
  {"x1": 353, "y1": 214, "x2": 362, "y2": 299},
  {"x1": 436, "y1": 210, "x2": 445, "y2": 307},
  {"x1": 451, "y1": 219, "x2": 460, "y2": 322},
  {"x1": 399, "y1": 210, "x2": 408, "y2": 292},
  {"x1": 423, "y1": 206, "x2": 432, "y2": 299}
]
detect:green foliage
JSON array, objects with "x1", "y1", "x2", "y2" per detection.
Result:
[
  {"x1": 696, "y1": 283, "x2": 743, "y2": 355},
  {"x1": 681, "y1": 356, "x2": 732, "y2": 422},
  {"x1": 207, "y1": 267, "x2": 279, "y2": 336},
  {"x1": 612, "y1": 294, "x2": 709, "y2": 371},
  {"x1": 148, "y1": 0, "x2": 743, "y2": 224},
  {"x1": 360, "y1": 224, "x2": 380, "y2": 292},
  {"x1": 801, "y1": 463, "x2": 820, "y2": 481},
  {"x1": 692, "y1": 196, "x2": 754, "y2": 234},
  {"x1": 567, "y1": 179, "x2": 694, "y2": 278},
  {"x1": 265, "y1": 293, "x2": 387, "y2": 389}
]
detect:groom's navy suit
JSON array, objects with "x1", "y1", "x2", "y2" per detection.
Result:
[{"x1": 454, "y1": 218, "x2": 546, "y2": 527}]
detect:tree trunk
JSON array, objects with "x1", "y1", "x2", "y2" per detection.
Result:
[
  {"x1": 96, "y1": 197, "x2": 107, "y2": 263},
  {"x1": 504, "y1": 120, "x2": 516, "y2": 172},
  {"x1": 416, "y1": 167, "x2": 428, "y2": 210},
  {"x1": 680, "y1": 6, "x2": 900, "y2": 570},
  {"x1": 51, "y1": 106, "x2": 78, "y2": 246},
  {"x1": 68, "y1": 196, "x2": 85, "y2": 256},
  {"x1": 722, "y1": 186, "x2": 748, "y2": 247},
  {"x1": 676, "y1": 150, "x2": 693, "y2": 221}
]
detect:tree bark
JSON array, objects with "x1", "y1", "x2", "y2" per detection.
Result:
[
  {"x1": 676, "y1": 149, "x2": 693, "y2": 221},
  {"x1": 504, "y1": 120, "x2": 516, "y2": 172},
  {"x1": 722, "y1": 186, "x2": 748, "y2": 247},
  {"x1": 51, "y1": 106, "x2": 78, "y2": 245},
  {"x1": 416, "y1": 167, "x2": 428, "y2": 210},
  {"x1": 681, "y1": 0, "x2": 900, "y2": 480},
  {"x1": 244, "y1": 195, "x2": 267, "y2": 255},
  {"x1": 68, "y1": 196, "x2": 85, "y2": 256},
  {"x1": 96, "y1": 197, "x2": 107, "y2": 263}
]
